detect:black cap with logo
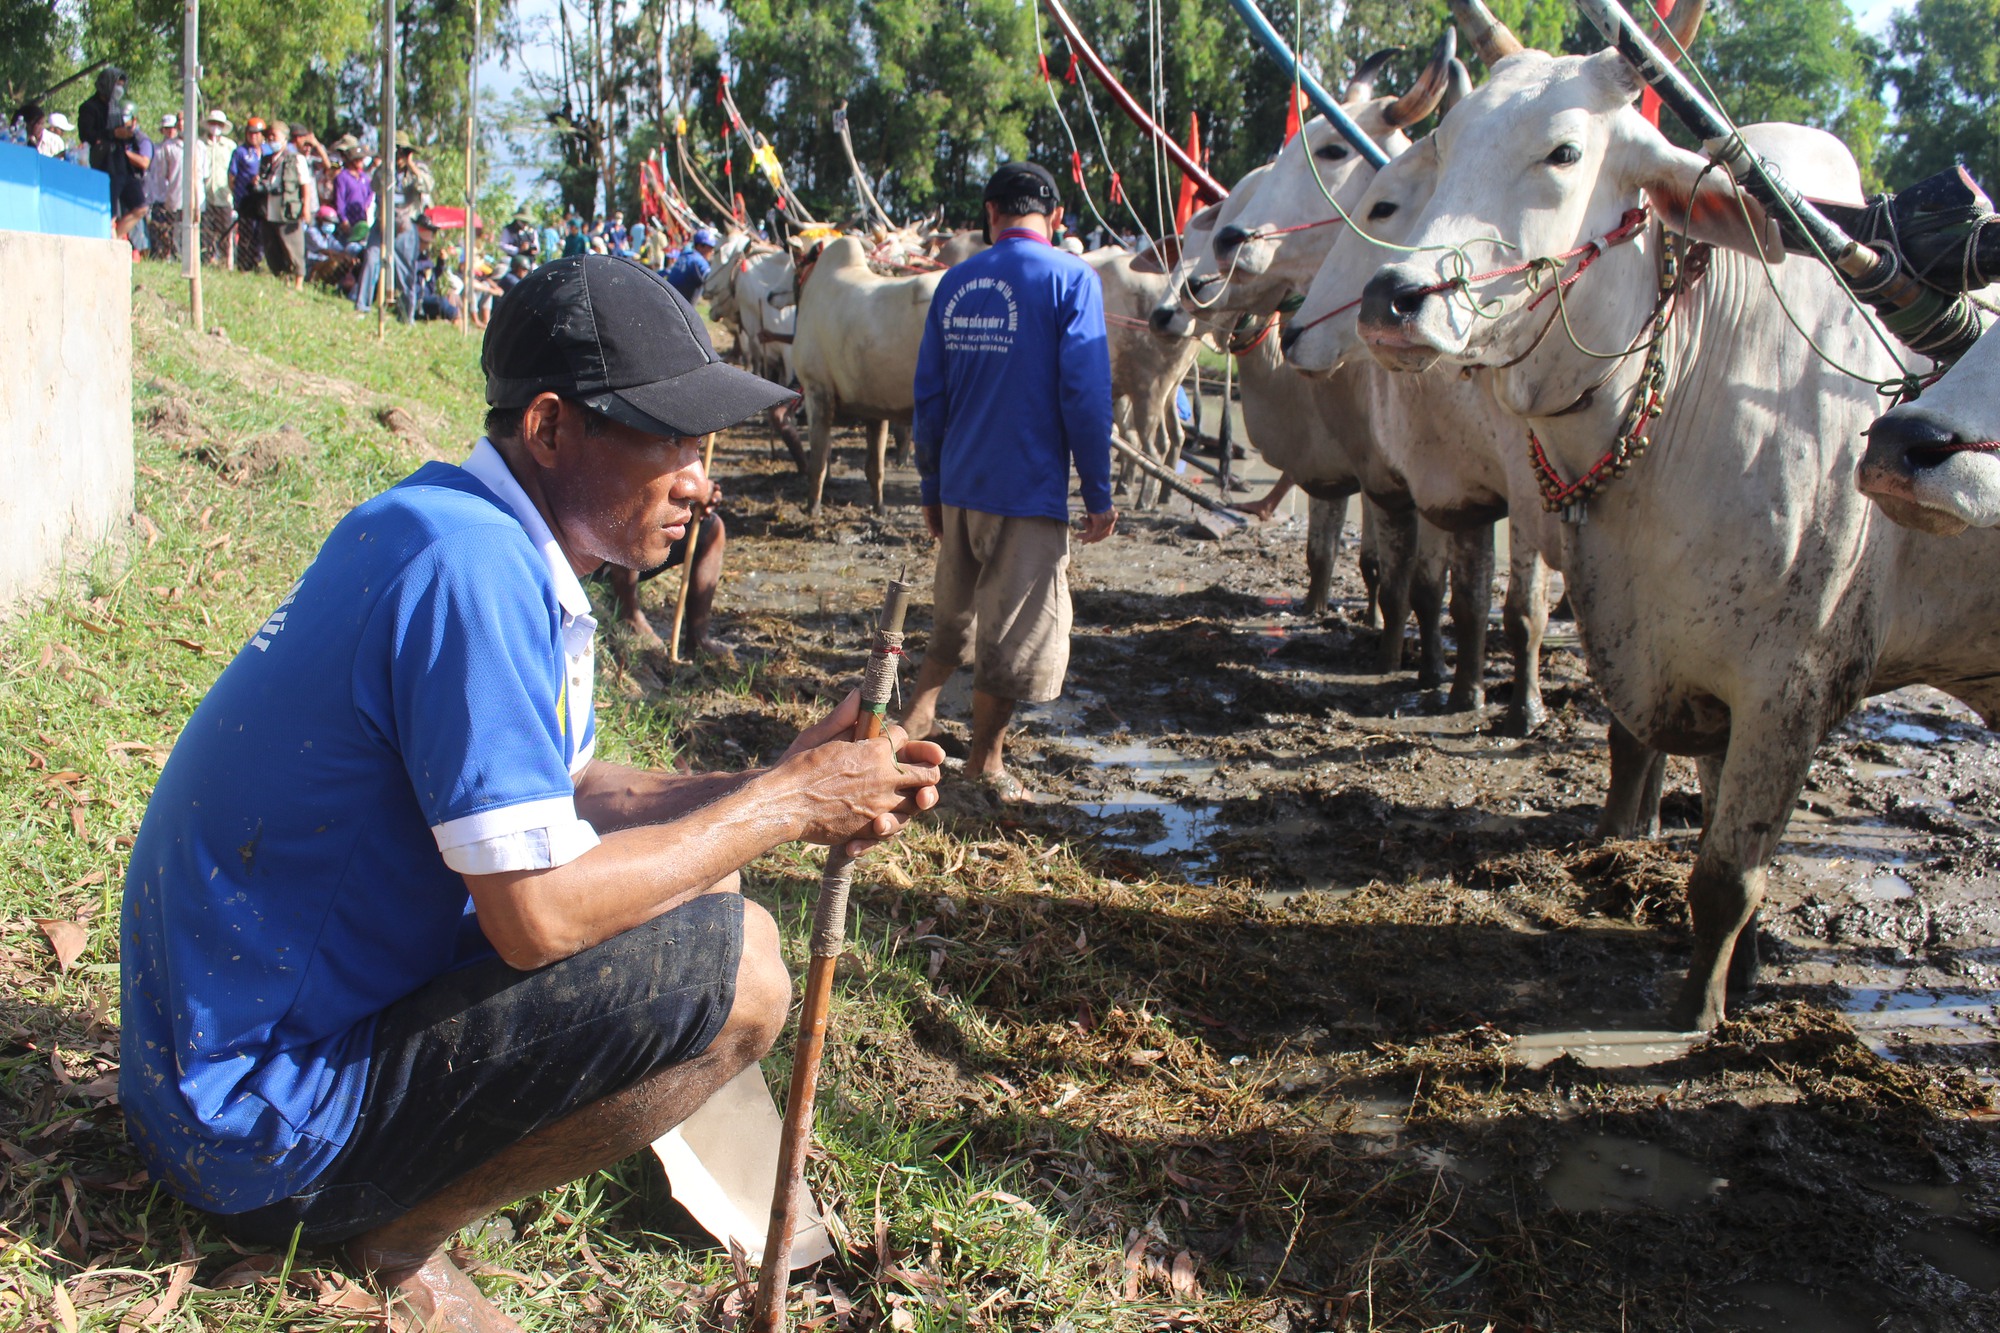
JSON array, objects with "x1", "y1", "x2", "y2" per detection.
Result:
[{"x1": 482, "y1": 254, "x2": 796, "y2": 438}]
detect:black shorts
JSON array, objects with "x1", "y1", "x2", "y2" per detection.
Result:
[{"x1": 215, "y1": 891, "x2": 744, "y2": 1248}]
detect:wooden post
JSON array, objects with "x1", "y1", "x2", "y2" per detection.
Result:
[
  {"x1": 666, "y1": 432, "x2": 719, "y2": 663},
  {"x1": 461, "y1": 0, "x2": 480, "y2": 333},
  {"x1": 378, "y1": 0, "x2": 396, "y2": 339},
  {"x1": 181, "y1": 0, "x2": 201, "y2": 332}
]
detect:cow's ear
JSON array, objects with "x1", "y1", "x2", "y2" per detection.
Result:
[
  {"x1": 1630, "y1": 136, "x2": 1783, "y2": 261},
  {"x1": 1131, "y1": 234, "x2": 1182, "y2": 274}
]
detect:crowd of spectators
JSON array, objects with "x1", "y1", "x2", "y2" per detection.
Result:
[{"x1": 8, "y1": 71, "x2": 727, "y2": 330}]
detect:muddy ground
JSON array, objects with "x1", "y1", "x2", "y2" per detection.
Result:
[{"x1": 636, "y1": 420, "x2": 2000, "y2": 1332}]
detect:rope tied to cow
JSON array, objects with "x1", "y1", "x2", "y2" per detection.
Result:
[{"x1": 1526, "y1": 226, "x2": 1700, "y2": 519}]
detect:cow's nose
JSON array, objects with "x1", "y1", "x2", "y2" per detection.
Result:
[
  {"x1": 1149, "y1": 305, "x2": 1178, "y2": 334},
  {"x1": 1361, "y1": 271, "x2": 1430, "y2": 326},
  {"x1": 1214, "y1": 224, "x2": 1250, "y2": 256},
  {"x1": 1867, "y1": 409, "x2": 1967, "y2": 472},
  {"x1": 1278, "y1": 324, "x2": 1302, "y2": 354}
]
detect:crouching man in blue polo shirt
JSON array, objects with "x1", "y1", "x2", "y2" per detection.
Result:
[{"x1": 119, "y1": 254, "x2": 945, "y2": 1332}]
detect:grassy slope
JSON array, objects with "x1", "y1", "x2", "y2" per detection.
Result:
[{"x1": 0, "y1": 265, "x2": 1178, "y2": 1331}]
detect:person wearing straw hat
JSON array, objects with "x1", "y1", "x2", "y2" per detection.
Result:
[
  {"x1": 197, "y1": 110, "x2": 237, "y2": 265},
  {"x1": 144, "y1": 112, "x2": 184, "y2": 261},
  {"x1": 119, "y1": 254, "x2": 944, "y2": 1333}
]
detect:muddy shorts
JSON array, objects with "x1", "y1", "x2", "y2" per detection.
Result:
[
  {"x1": 214, "y1": 892, "x2": 743, "y2": 1248},
  {"x1": 927, "y1": 506, "x2": 1072, "y2": 703}
]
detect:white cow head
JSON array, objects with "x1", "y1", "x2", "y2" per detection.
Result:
[
  {"x1": 1204, "y1": 32, "x2": 1458, "y2": 307},
  {"x1": 1355, "y1": 1, "x2": 1784, "y2": 375},
  {"x1": 1284, "y1": 130, "x2": 1443, "y2": 377},
  {"x1": 1149, "y1": 170, "x2": 1266, "y2": 336},
  {"x1": 1858, "y1": 319, "x2": 2000, "y2": 535}
]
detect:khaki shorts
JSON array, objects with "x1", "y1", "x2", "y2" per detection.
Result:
[{"x1": 927, "y1": 506, "x2": 1072, "y2": 702}]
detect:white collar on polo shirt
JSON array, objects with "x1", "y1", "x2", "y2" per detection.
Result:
[{"x1": 461, "y1": 437, "x2": 593, "y2": 624}]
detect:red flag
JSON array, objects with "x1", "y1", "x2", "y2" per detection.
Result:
[
  {"x1": 717, "y1": 72, "x2": 728, "y2": 104},
  {"x1": 1109, "y1": 170, "x2": 1123, "y2": 205},
  {"x1": 1174, "y1": 112, "x2": 1201, "y2": 233},
  {"x1": 1065, "y1": 54, "x2": 1079, "y2": 85},
  {"x1": 1038, "y1": 52, "x2": 1051, "y2": 82},
  {"x1": 733, "y1": 191, "x2": 746, "y2": 222},
  {"x1": 1282, "y1": 87, "x2": 1303, "y2": 146},
  {"x1": 1641, "y1": 0, "x2": 1676, "y2": 127},
  {"x1": 1070, "y1": 151, "x2": 1084, "y2": 186}
]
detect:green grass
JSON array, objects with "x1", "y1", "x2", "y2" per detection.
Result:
[{"x1": 0, "y1": 264, "x2": 1155, "y2": 1330}]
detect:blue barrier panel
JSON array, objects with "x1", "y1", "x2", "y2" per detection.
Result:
[
  {"x1": 39, "y1": 155, "x2": 112, "y2": 239},
  {"x1": 0, "y1": 144, "x2": 38, "y2": 233},
  {"x1": 0, "y1": 142, "x2": 113, "y2": 239}
]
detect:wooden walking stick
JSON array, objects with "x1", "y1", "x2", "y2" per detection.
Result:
[
  {"x1": 667, "y1": 432, "x2": 719, "y2": 663},
  {"x1": 749, "y1": 577, "x2": 913, "y2": 1333}
]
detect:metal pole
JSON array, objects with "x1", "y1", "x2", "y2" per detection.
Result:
[
  {"x1": 1574, "y1": 0, "x2": 1980, "y2": 363},
  {"x1": 1217, "y1": 0, "x2": 1390, "y2": 169},
  {"x1": 378, "y1": 0, "x2": 396, "y2": 339},
  {"x1": 182, "y1": 0, "x2": 202, "y2": 331},
  {"x1": 462, "y1": 0, "x2": 479, "y2": 334}
]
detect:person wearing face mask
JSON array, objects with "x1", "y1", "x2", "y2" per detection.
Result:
[{"x1": 76, "y1": 66, "x2": 125, "y2": 174}]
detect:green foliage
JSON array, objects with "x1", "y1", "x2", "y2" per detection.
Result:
[
  {"x1": 0, "y1": 0, "x2": 78, "y2": 106},
  {"x1": 1879, "y1": 0, "x2": 2000, "y2": 192},
  {"x1": 1685, "y1": 0, "x2": 1888, "y2": 187}
]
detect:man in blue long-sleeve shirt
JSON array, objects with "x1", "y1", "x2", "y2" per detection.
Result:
[{"x1": 902, "y1": 161, "x2": 1116, "y2": 802}]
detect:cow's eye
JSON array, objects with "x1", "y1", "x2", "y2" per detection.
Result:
[
  {"x1": 1315, "y1": 142, "x2": 1349, "y2": 162},
  {"x1": 1368, "y1": 201, "x2": 1399, "y2": 221},
  {"x1": 1546, "y1": 143, "x2": 1582, "y2": 167}
]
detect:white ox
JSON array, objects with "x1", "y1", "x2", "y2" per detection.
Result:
[
  {"x1": 1085, "y1": 240, "x2": 1205, "y2": 509},
  {"x1": 1858, "y1": 318, "x2": 2000, "y2": 533},
  {"x1": 791, "y1": 235, "x2": 944, "y2": 515},
  {"x1": 1150, "y1": 60, "x2": 1487, "y2": 698},
  {"x1": 1354, "y1": 2, "x2": 2000, "y2": 1029}
]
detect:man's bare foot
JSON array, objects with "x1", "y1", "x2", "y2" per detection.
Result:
[
  {"x1": 973, "y1": 769, "x2": 1037, "y2": 804},
  {"x1": 902, "y1": 711, "x2": 938, "y2": 742},
  {"x1": 367, "y1": 1251, "x2": 524, "y2": 1333},
  {"x1": 1231, "y1": 498, "x2": 1283, "y2": 522},
  {"x1": 694, "y1": 634, "x2": 739, "y2": 669},
  {"x1": 618, "y1": 609, "x2": 664, "y2": 646}
]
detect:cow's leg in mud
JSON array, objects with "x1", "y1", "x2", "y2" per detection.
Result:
[
  {"x1": 1303, "y1": 496, "x2": 1345, "y2": 616},
  {"x1": 866, "y1": 420, "x2": 889, "y2": 516},
  {"x1": 1676, "y1": 712, "x2": 1824, "y2": 1029},
  {"x1": 805, "y1": 389, "x2": 837, "y2": 517},
  {"x1": 1368, "y1": 501, "x2": 1421, "y2": 672},
  {"x1": 1446, "y1": 525, "x2": 1494, "y2": 713},
  {"x1": 769, "y1": 401, "x2": 807, "y2": 474},
  {"x1": 1410, "y1": 522, "x2": 1448, "y2": 691},
  {"x1": 1500, "y1": 546, "x2": 1550, "y2": 737},
  {"x1": 1598, "y1": 719, "x2": 1667, "y2": 839}
]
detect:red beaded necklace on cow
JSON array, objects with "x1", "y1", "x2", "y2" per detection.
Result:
[{"x1": 1523, "y1": 221, "x2": 1710, "y2": 523}]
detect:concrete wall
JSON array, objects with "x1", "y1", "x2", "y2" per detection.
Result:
[{"x1": 0, "y1": 228, "x2": 134, "y2": 607}]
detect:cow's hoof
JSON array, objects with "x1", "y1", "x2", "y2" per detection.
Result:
[
  {"x1": 1499, "y1": 699, "x2": 1546, "y2": 739},
  {"x1": 1447, "y1": 684, "x2": 1485, "y2": 713}
]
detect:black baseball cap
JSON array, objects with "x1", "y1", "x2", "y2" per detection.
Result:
[
  {"x1": 482, "y1": 254, "x2": 796, "y2": 438},
  {"x1": 983, "y1": 160, "x2": 1061, "y2": 213}
]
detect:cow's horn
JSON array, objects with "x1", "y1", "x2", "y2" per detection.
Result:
[
  {"x1": 1384, "y1": 28, "x2": 1457, "y2": 127},
  {"x1": 1440, "y1": 57, "x2": 1474, "y2": 115},
  {"x1": 1661, "y1": 0, "x2": 1707, "y2": 53},
  {"x1": 1449, "y1": 0, "x2": 1525, "y2": 65},
  {"x1": 1344, "y1": 47, "x2": 1403, "y2": 104}
]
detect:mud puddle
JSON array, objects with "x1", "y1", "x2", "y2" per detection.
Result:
[{"x1": 668, "y1": 433, "x2": 2000, "y2": 1330}]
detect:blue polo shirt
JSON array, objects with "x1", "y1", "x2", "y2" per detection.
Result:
[
  {"x1": 119, "y1": 441, "x2": 601, "y2": 1214},
  {"x1": 912, "y1": 228, "x2": 1114, "y2": 522},
  {"x1": 665, "y1": 248, "x2": 711, "y2": 300}
]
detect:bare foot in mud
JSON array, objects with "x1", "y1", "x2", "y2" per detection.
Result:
[
  {"x1": 370, "y1": 1251, "x2": 523, "y2": 1333},
  {"x1": 619, "y1": 609, "x2": 664, "y2": 647},
  {"x1": 902, "y1": 710, "x2": 938, "y2": 743},
  {"x1": 975, "y1": 769, "x2": 1037, "y2": 804},
  {"x1": 1231, "y1": 497, "x2": 1284, "y2": 522},
  {"x1": 694, "y1": 634, "x2": 740, "y2": 669}
]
